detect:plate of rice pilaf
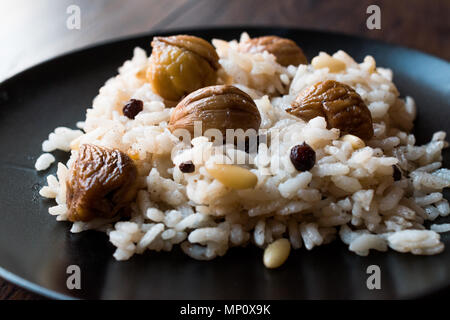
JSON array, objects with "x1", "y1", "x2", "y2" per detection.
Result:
[{"x1": 0, "y1": 27, "x2": 449, "y2": 299}]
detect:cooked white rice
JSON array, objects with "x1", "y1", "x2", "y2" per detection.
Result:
[
  {"x1": 35, "y1": 153, "x2": 55, "y2": 171},
  {"x1": 38, "y1": 32, "x2": 450, "y2": 262}
]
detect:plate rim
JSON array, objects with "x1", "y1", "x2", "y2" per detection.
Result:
[
  {"x1": 0, "y1": 267, "x2": 75, "y2": 300},
  {"x1": 1, "y1": 25, "x2": 449, "y2": 88}
]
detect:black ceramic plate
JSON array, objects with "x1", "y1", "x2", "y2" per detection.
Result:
[{"x1": 0, "y1": 27, "x2": 449, "y2": 300}]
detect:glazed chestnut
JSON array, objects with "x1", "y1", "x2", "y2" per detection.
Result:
[
  {"x1": 239, "y1": 35, "x2": 307, "y2": 67},
  {"x1": 66, "y1": 144, "x2": 138, "y2": 222},
  {"x1": 287, "y1": 80, "x2": 374, "y2": 140},
  {"x1": 168, "y1": 85, "x2": 261, "y2": 138},
  {"x1": 147, "y1": 35, "x2": 220, "y2": 101}
]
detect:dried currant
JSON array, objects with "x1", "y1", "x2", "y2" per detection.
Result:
[
  {"x1": 123, "y1": 99, "x2": 144, "y2": 119},
  {"x1": 290, "y1": 142, "x2": 316, "y2": 171},
  {"x1": 179, "y1": 161, "x2": 195, "y2": 173}
]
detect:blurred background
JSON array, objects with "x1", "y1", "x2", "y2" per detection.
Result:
[
  {"x1": 0, "y1": 0, "x2": 449, "y2": 82},
  {"x1": 0, "y1": 0, "x2": 448, "y2": 299}
]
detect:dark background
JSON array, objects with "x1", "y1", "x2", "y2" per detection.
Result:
[{"x1": 0, "y1": 0, "x2": 449, "y2": 299}]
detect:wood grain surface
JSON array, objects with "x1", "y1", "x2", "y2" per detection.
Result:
[{"x1": 0, "y1": 0, "x2": 448, "y2": 300}]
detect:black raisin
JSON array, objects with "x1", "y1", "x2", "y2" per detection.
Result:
[
  {"x1": 123, "y1": 99, "x2": 143, "y2": 119},
  {"x1": 392, "y1": 165, "x2": 402, "y2": 181},
  {"x1": 290, "y1": 142, "x2": 316, "y2": 171},
  {"x1": 179, "y1": 161, "x2": 195, "y2": 173}
]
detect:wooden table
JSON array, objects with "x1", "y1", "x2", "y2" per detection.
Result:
[{"x1": 0, "y1": 0, "x2": 448, "y2": 299}]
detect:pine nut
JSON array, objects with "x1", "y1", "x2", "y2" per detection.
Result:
[
  {"x1": 363, "y1": 56, "x2": 376, "y2": 73},
  {"x1": 311, "y1": 53, "x2": 346, "y2": 73},
  {"x1": 206, "y1": 164, "x2": 258, "y2": 189},
  {"x1": 263, "y1": 238, "x2": 291, "y2": 269},
  {"x1": 340, "y1": 134, "x2": 365, "y2": 149}
]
